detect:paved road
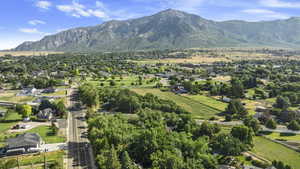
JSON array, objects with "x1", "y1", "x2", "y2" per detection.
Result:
[{"x1": 67, "y1": 89, "x2": 96, "y2": 169}]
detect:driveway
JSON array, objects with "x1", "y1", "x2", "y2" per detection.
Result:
[{"x1": 41, "y1": 143, "x2": 67, "y2": 152}]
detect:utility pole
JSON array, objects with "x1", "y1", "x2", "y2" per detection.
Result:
[
  {"x1": 17, "y1": 156, "x2": 20, "y2": 169},
  {"x1": 44, "y1": 149, "x2": 47, "y2": 169}
]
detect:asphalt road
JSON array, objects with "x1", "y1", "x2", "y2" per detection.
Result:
[{"x1": 67, "y1": 89, "x2": 96, "y2": 169}]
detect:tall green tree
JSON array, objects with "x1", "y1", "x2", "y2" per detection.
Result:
[{"x1": 231, "y1": 78, "x2": 244, "y2": 98}]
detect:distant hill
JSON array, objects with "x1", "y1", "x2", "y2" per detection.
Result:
[{"x1": 14, "y1": 9, "x2": 300, "y2": 52}]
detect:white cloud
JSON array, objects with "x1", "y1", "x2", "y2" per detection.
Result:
[
  {"x1": 260, "y1": 0, "x2": 300, "y2": 8},
  {"x1": 19, "y1": 28, "x2": 44, "y2": 34},
  {"x1": 96, "y1": 1, "x2": 105, "y2": 8},
  {"x1": 56, "y1": 1, "x2": 109, "y2": 19},
  {"x1": 28, "y1": 20, "x2": 46, "y2": 25},
  {"x1": 242, "y1": 9, "x2": 289, "y2": 19},
  {"x1": 36, "y1": 1, "x2": 52, "y2": 10}
]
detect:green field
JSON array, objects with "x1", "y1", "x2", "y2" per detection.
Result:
[
  {"x1": 187, "y1": 95, "x2": 227, "y2": 111},
  {"x1": 0, "y1": 112, "x2": 22, "y2": 133},
  {"x1": 252, "y1": 136, "x2": 300, "y2": 168},
  {"x1": 261, "y1": 131, "x2": 300, "y2": 142},
  {"x1": 131, "y1": 88, "x2": 222, "y2": 119},
  {"x1": 26, "y1": 125, "x2": 66, "y2": 144}
]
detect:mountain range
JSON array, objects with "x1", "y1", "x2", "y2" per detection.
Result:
[{"x1": 14, "y1": 9, "x2": 300, "y2": 52}]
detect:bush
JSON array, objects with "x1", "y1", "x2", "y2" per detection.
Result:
[
  {"x1": 245, "y1": 156, "x2": 252, "y2": 161},
  {"x1": 252, "y1": 160, "x2": 269, "y2": 168}
]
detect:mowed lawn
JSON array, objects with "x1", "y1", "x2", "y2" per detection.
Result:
[
  {"x1": 252, "y1": 136, "x2": 300, "y2": 168},
  {"x1": 131, "y1": 88, "x2": 222, "y2": 119},
  {"x1": 26, "y1": 126, "x2": 66, "y2": 144},
  {"x1": 0, "y1": 112, "x2": 22, "y2": 133}
]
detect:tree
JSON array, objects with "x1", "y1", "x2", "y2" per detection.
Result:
[
  {"x1": 150, "y1": 150, "x2": 185, "y2": 169},
  {"x1": 54, "y1": 100, "x2": 67, "y2": 117},
  {"x1": 231, "y1": 125, "x2": 253, "y2": 145},
  {"x1": 106, "y1": 146, "x2": 121, "y2": 169},
  {"x1": 231, "y1": 78, "x2": 244, "y2": 98},
  {"x1": 193, "y1": 122, "x2": 221, "y2": 138},
  {"x1": 265, "y1": 119, "x2": 277, "y2": 129},
  {"x1": 18, "y1": 104, "x2": 32, "y2": 118},
  {"x1": 121, "y1": 151, "x2": 138, "y2": 169},
  {"x1": 287, "y1": 120, "x2": 300, "y2": 131},
  {"x1": 225, "y1": 99, "x2": 247, "y2": 117},
  {"x1": 211, "y1": 133, "x2": 246, "y2": 156},
  {"x1": 39, "y1": 99, "x2": 53, "y2": 110},
  {"x1": 274, "y1": 96, "x2": 290, "y2": 110},
  {"x1": 243, "y1": 117, "x2": 261, "y2": 134}
]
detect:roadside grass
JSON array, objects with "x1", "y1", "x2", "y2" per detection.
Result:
[
  {"x1": 0, "y1": 90, "x2": 34, "y2": 103},
  {"x1": 261, "y1": 131, "x2": 300, "y2": 142},
  {"x1": 0, "y1": 150, "x2": 65, "y2": 168},
  {"x1": 252, "y1": 136, "x2": 300, "y2": 168},
  {"x1": 26, "y1": 126, "x2": 66, "y2": 144},
  {"x1": 131, "y1": 88, "x2": 222, "y2": 119}
]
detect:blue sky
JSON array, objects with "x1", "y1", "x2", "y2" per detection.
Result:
[{"x1": 1, "y1": 0, "x2": 300, "y2": 50}]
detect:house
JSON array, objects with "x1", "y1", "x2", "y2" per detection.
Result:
[
  {"x1": 37, "y1": 108, "x2": 54, "y2": 120},
  {"x1": 5, "y1": 133, "x2": 44, "y2": 155}
]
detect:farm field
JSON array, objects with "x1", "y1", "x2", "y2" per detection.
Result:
[
  {"x1": 252, "y1": 136, "x2": 300, "y2": 168},
  {"x1": 186, "y1": 95, "x2": 227, "y2": 111},
  {"x1": 131, "y1": 88, "x2": 222, "y2": 119},
  {"x1": 87, "y1": 75, "x2": 156, "y2": 88},
  {"x1": 0, "y1": 51, "x2": 62, "y2": 57}
]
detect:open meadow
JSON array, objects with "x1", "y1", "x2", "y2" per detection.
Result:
[{"x1": 131, "y1": 88, "x2": 224, "y2": 119}]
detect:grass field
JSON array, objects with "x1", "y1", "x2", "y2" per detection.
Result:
[
  {"x1": 261, "y1": 131, "x2": 300, "y2": 142},
  {"x1": 187, "y1": 95, "x2": 227, "y2": 111},
  {"x1": 26, "y1": 126, "x2": 66, "y2": 144},
  {"x1": 131, "y1": 88, "x2": 222, "y2": 119},
  {"x1": 0, "y1": 90, "x2": 34, "y2": 103},
  {"x1": 0, "y1": 150, "x2": 64, "y2": 168},
  {"x1": 252, "y1": 136, "x2": 300, "y2": 168}
]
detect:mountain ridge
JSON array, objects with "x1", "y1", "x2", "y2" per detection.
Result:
[{"x1": 14, "y1": 9, "x2": 300, "y2": 51}]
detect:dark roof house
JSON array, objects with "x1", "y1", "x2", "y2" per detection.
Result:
[{"x1": 6, "y1": 133, "x2": 44, "y2": 155}]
